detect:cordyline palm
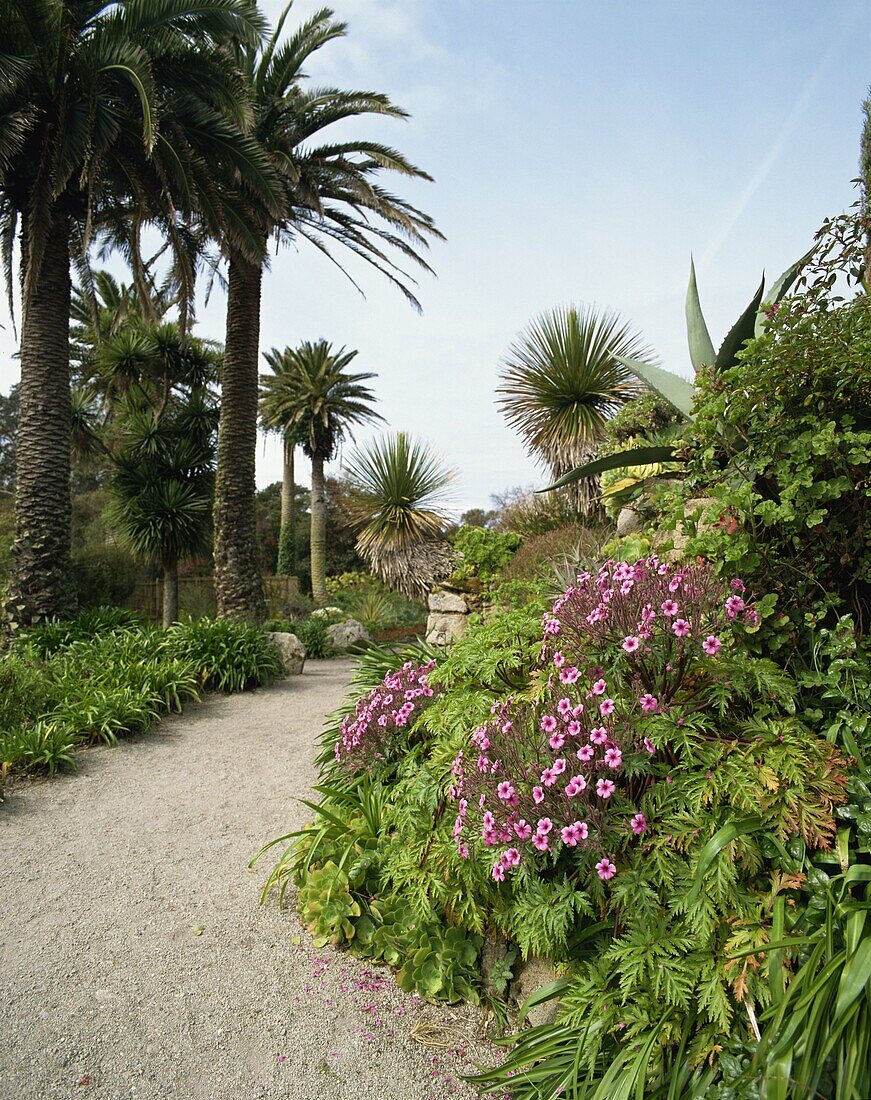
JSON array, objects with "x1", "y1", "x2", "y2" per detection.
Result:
[
  {"x1": 212, "y1": 1, "x2": 442, "y2": 622},
  {"x1": 259, "y1": 339, "x2": 382, "y2": 603},
  {"x1": 0, "y1": 0, "x2": 272, "y2": 625},
  {"x1": 497, "y1": 305, "x2": 651, "y2": 514},
  {"x1": 343, "y1": 432, "x2": 456, "y2": 601}
]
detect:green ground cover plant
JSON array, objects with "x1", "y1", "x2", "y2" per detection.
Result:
[{"x1": 0, "y1": 611, "x2": 281, "y2": 780}]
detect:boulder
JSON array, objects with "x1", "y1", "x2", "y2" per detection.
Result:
[
  {"x1": 667, "y1": 496, "x2": 719, "y2": 561},
  {"x1": 427, "y1": 588, "x2": 469, "y2": 614},
  {"x1": 266, "y1": 632, "x2": 306, "y2": 676},
  {"x1": 425, "y1": 611, "x2": 469, "y2": 646},
  {"x1": 616, "y1": 506, "x2": 642, "y2": 538},
  {"x1": 326, "y1": 618, "x2": 371, "y2": 653},
  {"x1": 509, "y1": 955, "x2": 561, "y2": 1027}
]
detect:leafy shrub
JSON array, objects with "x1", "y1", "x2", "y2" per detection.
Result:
[
  {"x1": 166, "y1": 617, "x2": 282, "y2": 692},
  {"x1": 500, "y1": 524, "x2": 603, "y2": 589},
  {"x1": 14, "y1": 605, "x2": 144, "y2": 658},
  {"x1": 0, "y1": 721, "x2": 79, "y2": 775},
  {"x1": 292, "y1": 617, "x2": 333, "y2": 659},
  {"x1": 70, "y1": 547, "x2": 139, "y2": 608},
  {"x1": 449, "y1": 525, "x2": 521, "y2": 588}
]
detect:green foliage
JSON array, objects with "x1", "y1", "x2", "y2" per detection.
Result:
[
  {"x1": 449, "y1": 525, "x2": 521, "y2": 588},
  {"x1": 166, "y1": 616, "x2": 282, "y2": 692},
  {"x1": 13, "y1": 605, "x2": 145, "y2": 658},
  {"x1": 0, "y1": 721, "x2": 79, "y2": 776},
  {"x1": 298, "y1": 861, "x2": 361, "y2": 947},
  {"x1": 293, "y1": 617, "x2": 334, "y2": 659},
  {"x1": 430, "y1": 604, "x2": 542, "y2": 694},
  {"x1": 398, "y1": 924, "x2": 482, "y2": 1004}
]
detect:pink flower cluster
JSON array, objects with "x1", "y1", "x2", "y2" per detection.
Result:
[
  {"x1": 453, "y1": 557, "x2": 755, "y2": 889},
  {"x1": 335, "y1": 660, "x2": 440, "y2": 769}
]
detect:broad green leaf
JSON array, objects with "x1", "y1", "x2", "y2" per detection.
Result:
[
  {"x1": 685, "y1": 258, "x2": 716, "y2": 372},
  {"x1": 715, "y1": 274, "x2": 765, "y2": 372},
  {"x1": 614, "y1": 355, "x2": 696, "y2": 418},
  {"x1": 834, "y1": 936, "x2": 871, "y2": 1020},
  {"x1": 538, "y1": 446, "x2": 678, "y2": 492}
]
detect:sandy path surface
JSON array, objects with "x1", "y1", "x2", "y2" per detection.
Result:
[{"x1": 0, "y1": 659, "x2": 489, "y2": 1100}]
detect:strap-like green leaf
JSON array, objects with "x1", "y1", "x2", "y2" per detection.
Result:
[
  {"x1": 715, "y1": 274, "x2": 765, "y2": 372},
  {"x1": 538, "y1": 446, "x2": 678, "y2": 492},
  {"x1": 685, "y1": 258, "x2": 716, "y2": 372},
  {"x1": 517, "y1": 978, "x2": 570, "y2": 1026},
  {"x1": 614, "y1": 355, "x2": 696, "y2": 419}
]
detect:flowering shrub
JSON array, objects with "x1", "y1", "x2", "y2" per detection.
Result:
[
  {"x1": 451, "y1": 556, "x2": 760, "y2": 885},
  {"x1": 335, "y1": 659, "x2": 441, "y2": 769}
]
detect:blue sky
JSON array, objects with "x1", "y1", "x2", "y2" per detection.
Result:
[{"x1": 2, "y1": 0, "x2": 869, "y2": 511}]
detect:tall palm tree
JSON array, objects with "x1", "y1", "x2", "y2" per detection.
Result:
[
  {"x1": 497, "y1": 305, "x2": 651, "y2": 515},
  {"x1": 0, "y1": 0, "x2": 270, "y2": 625},
  {"x1": 343, "y1": 432, "x2": 456, "y2": 601},
  {"x1": 213, "y1": 2, "x2": 442, "y2": 621},
  {"x1": 259, "y1": 340, "x2": 382, "y2": 603}
]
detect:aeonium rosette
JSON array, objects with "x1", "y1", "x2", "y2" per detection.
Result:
[
  {"x1": 335, "y1": 659, "x2": 441, "y2": 770},
  {"x1": 452, "y1": 555, "x2": 757, "y2": 888}
]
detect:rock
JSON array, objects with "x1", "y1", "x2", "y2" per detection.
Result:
[
  {"x1": 425, "y1": 612, "x2": 468, "y2": 646},
  {"x1": 509, "y1": 956, "x2": 561, "y2": 1027},
  {"x1": 616, "y1": 506, "x2": 642, "y2": 537},
  {"x1": 325, "y1": 619, "x2": 371, "y2": 653},
  {"x1": 427, "y1": 589, "x2": 468, "y2": 614},
  {"x1": 667, "y1": 496, "x2": 719, "y2": 561},
  {"x1": 265, "y1": 632, "x2": 306, "y2": 676}
]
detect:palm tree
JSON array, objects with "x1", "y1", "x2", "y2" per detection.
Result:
[
  {"x1": 213, "y1": 2, "x2": 442, "y2": 621},
  {"x1": 259, "y1": 340, "x2": 383, "y2": 603},
  {"x1": 0, "y1": 0, "x2": 269, "y2": 625},
  {"x1": 343, "y1": 432, "x2": 456, "y2": 601},
  {"x1": 260, "y1": 348, "x2": 310, "y2": 577},
  {"x1": 497, "y1": 305, "x2": 652, "y2": 514}
]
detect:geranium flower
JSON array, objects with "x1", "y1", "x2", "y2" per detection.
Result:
[
  {"x1": 552, "y1": 757, "x2": 567, "y2": 774},
  {"x1": 536, "y1": 817, "x2": 553, "y2": 834},
  {"x1": 622, "y1": 636, "x2": 640, "y2": 653},
  {"x1": 560, "y1": 666, "x2": 580, "y2": 684},
  {"x1": 567, "y1": 720, "x2": 581, "y2": 737},
  {"x1": 725, "y1": 595, "x2": 745, "y2": 618},
  {"x1": 557, "y1": 698, "x2": 572, "y2": 716},
  {"x1": 458, "y1": 843, "x2": 469, "y2": 859},
  {"x1": 643, "y1": 737, "x2": 656, "y2": 754},
  {"x1": 640, "y1": 694, "x2": 658, "y2": 712},
  {"x1": 603, "y1": 747, "x2": 622, "y2": 769},
  {"x1": 532, "y1": 832, "x2": 550, "y2": 851},
  {"x1": 514, "y1": 819, "x2": 532, "y2": 840},
  {"x1": 492, "y1": 862, "x2": 505, "y2": 881},
  {"x1": 703, "y1": 635, "x2": 721, "y2": 656},
  {"x1": 532, "y1": 786, "x2": 545, "y2": 804},
  {"x1": 577, "y1": 744, "x2": 594, "y2": 762},
  {"x1": 565, "y1": 774, "x2": 587, "y2": 797},
  {"x1": 561, "y1": 822, "x2": 587, "y2": 846},
  {"x1": 549, "y1": 732, "x2": 566, "y2": 751},
  {"x1": 590, "y1": 726, "x2": 609, "y2": 745},
  {"x1": 501, "y1": 848, "x2": 521, "y2": 868},
  {"x1": 540, "y1": 768, "x2": 557, "y2": 787},
  {"x1": 661, "y1": 599, "x2": 679, "y2": 616},
  {"x1": 496, "y1": 781, "x2": 515, "y2": 801},
  {"x1": 599, "y1": 699, "x2": 615, "y2": 716},
  {"x1": 672, "y1": 619, "x2": 690, "y2": 637},
  {"x1": 630, "y1": 813, "x2": 647, "y2": 835},
  {"x1": 591, "y1": 678, "x2": 607, "y2": 696},
  {"x1": 596, "y1": 858, "x2": 617, "y2": 880},
  {"x1": 596, "y1": 778, "x2": 616, "y2": 798},
  {"x1": 541, "y1": 714, "x2": 557, "y2": 733},
  {"x1": 553, "y1": 651, "x2": 565, "y2": 667}
]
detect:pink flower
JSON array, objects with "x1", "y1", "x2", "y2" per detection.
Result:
[
  {"x1": 577, "y1": 744, "x2": 594, "y2": 762},
  {"x1": 703, "y1": 635, "x2": 721, "y2": 656},
  {"x1": 596, "y1": 778, "x2": 616, "y2": 799},
  {"x1": 595, "y1": 858, "x2": 617, "y2": 880},
  {"x1": 725, "y1": 595, "x2": 745, "y2": 618},
  {"x1": 553, "y1": 651, "x2": 565, "y2": 668},
  {"x1": 541, "y1": 715, "x2": 557, "y2": 733},
  {"x1": 731, "y1": 578, "x2": 746, "y2": 593},
  {"x1": 514, "y1": 819, "x2": 532, "y2": 840},
  {"x1": 501, "y1": 721, "x2": 512, "y2": 734},
  {"x1": 536, "y1": 817, "x2": 553, "y2": 834},
  {"x1": 501, "y1": 847, "x2": 521, "y2": 868},
  {"x1": 639, "y1": 694, "x2": 659, "y2": 712},
  {"x1": 630, "y1": 813, "x2": 647, "y2": 835},
  {"x1": 559, "y1": 666, "x2": 580, "y2": 684},
  {"x1": 458, "y1": 843, "x2": 469, "y2": 859},
  {"x1": 643, "y1": 737, "x2": 656, "y2": 754},
  {"x1": 599, "y1": 698, "x2": 615, "y2": 716},
  {"x1": 661, "y1": 600, "x2": 679, "y2": 616},
  {"x1": 565, "y1": 774, "x2": 587, "y2": 797},
  {"x1": 672, "y1": 619, "x2": 691, "y2": 638},
  {"x1": 622, "y1": 636, "x2": 640, "y2": 653},
  {"x1": 492, "y1": 862, "x2": 505, "y2": 882},
  {"x1": 557, "y1": 698, "x2": 572, "y2": 717},
  {"x1": 552, "y1": 757, "x2": 567, "y2": 775},
  {"x1": 561, "y1": 821, "x2": 587, "y2": 846},
  {"x1": 603, "y1": 747, "x2": 622, "y2": 769},
  {"x1": 590, "y1": 726, "x2": 609, "y2": 745},
  {"x1": 532, "y1": 832, "x2": 550, "y2": 851},
  {"x1": 567, "y1": 720, "x2": 581, "y2": 737},
  {"x1": 532, "y1": 785, "x2": 545, "y2": 804},
  {"x1": 591, "y1": 678, "x2": 607, "y2": 696},
  {"x1": 743, "y1": 607, "x2": 760, "y2": 626},
  {"x1": 497, "y1": 781, "x2": 516, "y2": 802},
  {"x1": 540, "y1": 768, "x2": 557, "y2": 787},
  {"x1": 549, "y1": 731, "x2": 566, "y2": 751}
]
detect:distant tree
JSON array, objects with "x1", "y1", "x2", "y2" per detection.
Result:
[
  {"x1": 497, "y1": 305, "x2": 651, "y2": 513},
  {"x1": 460, "y1": 507, "x2": 499, "y2": 529},
  {"x1": 0, "y1": 387, "x2": 18, "y2": 496}
]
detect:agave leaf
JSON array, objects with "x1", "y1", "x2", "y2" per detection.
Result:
[
  {"x1": 686, "y1": 258, "x2": 716, "y2": 372},
  {"x1": 755, "y1": 246, "x2": 815, "y2": 336},
  {"x1": 538, "y1": 446, "x2": 678, "y2": 492},
  {"x1": 614, "y1": 355, "x2": 696, "y2": 419},
  {"x1": 715, "y1": 274, "x2": 765, "y2": 372}
]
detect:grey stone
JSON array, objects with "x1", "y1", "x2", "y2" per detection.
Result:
[
  {"x1": 425, "y1": 612, "x2": 468, "y2": 646},
  {"x1": 325, "y1": 618, "x2": 371, "y2": 653},
  {"x1": 265, "y1": 631, "x2": 306, "y2": 675},
  {"x1": 616, "y1": 506, "x2": 642, "y2": 537},
  {"x1": 509, "y1": 956, "x2": 561, "y2": 1027},
  {"x1": 427, "y1": 589, "x2": 468, "y2": 614},
  {"x1": 667, "y1": 496, "x2": 719, "y2": 561}
]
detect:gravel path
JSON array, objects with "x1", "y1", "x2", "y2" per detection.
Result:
[{"x1": 0, "y1": 660, "x2": 490, "y2": 1100}]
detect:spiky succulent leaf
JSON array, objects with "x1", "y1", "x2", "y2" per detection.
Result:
[
  {"x1": 539, "y1": 446, "x2": 678, "y2": 492},
  {"x1": 685, "y1": 259, "x2": 716, "y2": 372},
  {"x1": 715, "y1": 274, "x2": 765, "y2": 372},
  {"x1": 614, "y1": 355, "x2": 696, "y2": 419}
]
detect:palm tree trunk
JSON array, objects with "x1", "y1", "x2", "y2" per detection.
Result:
[
  {"x1": 310, "y1": 453, "x2": 327, "y2": 604},
  {"x1": 213, "y1": 249, "x2": 267, "y2": 622},
  {"x1": 276, "y1": 437, "x2": 295, "y2": 576},
  {"x1": 162, "y1": 557, "x2": 179, "y2": 627},
  {"x1": 6, "y1": 216, "x2": 75, "y2": 626}
]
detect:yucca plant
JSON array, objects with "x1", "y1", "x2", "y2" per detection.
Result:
[
  {"x1": 498, "y1": 304, "x2": 651, "y2": 512},
  {"x1": 343, "y1": 432, "x2": 456, "y2": 600}
]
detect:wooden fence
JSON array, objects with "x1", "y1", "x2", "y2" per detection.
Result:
[{"x1": 132, "y1": 574, "x2": 300, "y2": 622}]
